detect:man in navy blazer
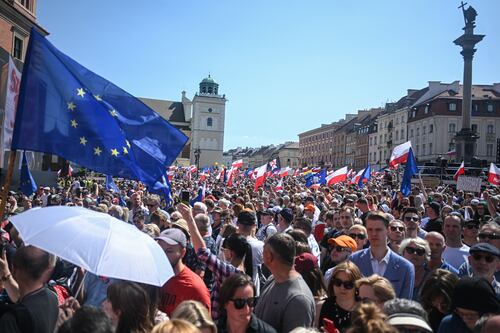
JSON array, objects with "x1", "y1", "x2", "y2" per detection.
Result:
[{"x1": 350, "y1": 211, "x2": 415, "y2": 299}]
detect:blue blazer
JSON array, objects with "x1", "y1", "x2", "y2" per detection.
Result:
[{"x1": 350, "y1": 248, "x2": 415, "y2": 299}]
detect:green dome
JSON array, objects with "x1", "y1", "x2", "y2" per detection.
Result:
[{"x1": 201, "y1": 75, "x2": 217, "y2": 84}]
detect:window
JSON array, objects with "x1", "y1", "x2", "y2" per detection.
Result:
[
  {"x1": 423, "y1": 126, "x2": 426, "y2": 134},
  {"x1": 416, "y1": 145, "x2": 420, "y2": 155},
  {"x1": 448, "y1": 123, "x2": 456, "y2": 133},
  {"x1": 410, "y1": 129, "x2": 414, "y2": 138},
  {"x1": 424, "y1": 105, "x2": 429, "y2": 114},
  {"x1": 207, "y1": 117, "x2": 213, "y2": 127},
  {"x1": 18, "y1": 0, "x2": 33, "y2": 11},
  {"x1": 422, "y1": 144, "x2": 426, "y2": 155},
  {"x1": 487, "y1": 103, "x2": 495, "y2": 112},
  {"x1": 411, "y1": 110, "x2": 416, "y2": 118},
  {"x1": 448, "y1": 102, "x2": 457, "y2": 111},
  {"x1": 416, "y1": 127, "x2": 420, "y2": 136},
  {"x1": 429, "y1": 143, "x2": 433, "y2": 154},
  {"x1": 429, "y1": 124, "x2": 433, "y2": 133},
  {"x1": 487, "y1": 124, "x2": 494, "y2": 134},
  {"x1": 487, "y1": 144, "x2": 494, "y2": 157},
  {"x1": 13, "y1": 36, "x2": 23, "y2": 60},
  {"x1": 208, "y1": 108, "x2": 213, "y2": 112},
  {"x1": 473, "y1": 104, "x2": 479, "y2": 112},
  {"x1": 374, "y1": 137, "x2": 377, "y2": 145},
  {"x1": 401, "y1": 129, "x2": 405, "y2": 139},
  {"x1": 471, "y1": 124, "x2": 478, "y2": 133},
  {"x1": 395, "y1": 130, "x2": 399, "y2": 140}
]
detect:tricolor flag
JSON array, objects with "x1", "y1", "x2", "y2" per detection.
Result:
[
  {"x1": 254, "y1": 163, "x2": 268, "y2": 190},
  {"x1": 357, "y1": 165, "x2": 371, "y2": 188},
  {"x1": 326, "y1": 166, "x2": 348, "y2": 186},
  {"x1": 453, "y1": 161, "x2": 465, "y2": 181},
  {"x1": 487, "y1": 163, "x2": 500, "y2": 186},
  {"x1": 400, "y1": 148, "x2": 419, "y2": 196},
  {"x1": 389, "y1": 141, "x2": 412, "y2": 168}
]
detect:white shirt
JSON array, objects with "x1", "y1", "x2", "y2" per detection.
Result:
[{"x1": 370, "y1": 247, "x2": 391, "y2": 277}]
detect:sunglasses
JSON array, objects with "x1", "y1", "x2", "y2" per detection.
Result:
[
  {"x1": 478, "y1": 233, "x2": 500, "y2": 240},
  {"x1": 349, "y1": 233, "x2": 366, "y2": 240},
  {"x1": 230, "y1": 297, "x2": 257, "y2": 309},
  {"x1": 472, "y1": 253, "x2": 496, "y2": 263},
  {"x1": 465, "y1": 224, "x2": 479, "y2": 230},
  {"x1": 334, "y1": 246, "x2": 351, "y2": 253},
  {"x1": 405, "y1": 246, "x2": 426, "y2": 256},
  {"x1": 390, "y1": 226, "x2": 405, "y2": 232},
  {"x1": 404, "y1": 216, "x2": 419, "y2": 222},
  {"x1": 332, "y1": 278, "x2": 355, "y2": 290}
]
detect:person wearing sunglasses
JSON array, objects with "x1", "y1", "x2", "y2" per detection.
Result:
[
  {"x1": 218, "y1": 274, "x2": 277, "y2": 333},
  {"x1": 387, "y1": 220, "x2": 406, "y2": 253},
  {"x1": 401, "y1": 207, "x2": 427, "y2": 239},
  {"x1": 348, "y1": 225, "x2": 368, "y2": 251},
  {"x1": 318, "y1": 261, "x2": 362, "y2": 332},
  {"x1": 467, "y1": 243, "x2": 500, "y2": 296},
  {"x1": 399, "y1": 238, "x2": 431, "y2": 301},
  {"x1": 462, "y1": 220, "x2": 480, "y2": 247},
  {"x1": 323, "y1": 235, "x2": 358, "y2": 284}
]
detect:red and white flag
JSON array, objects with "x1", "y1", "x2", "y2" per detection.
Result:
[
  {"x1": 326, "y1": 166, "x2": 348, "y2": 186},
  {"x1": 254, "y1": 163, "x2": 268, "y2": 190},
  {"x1": 279, "y1": 167, "x2": 292, "y2": 178},
  {"x1": 232, "y1": 159, "x2": 243, "y2": 169},
  {"x1": 216, "y1": 168, "x2": 225, "y2": 181},
  {"x1": 189, "y1": 165, "x2": 197, "y2": 173},
  {"x1": 453, "y1": 161, "x2": 465, "y2": 181},
  {"x1": 350, "y1": 169, "x2": 364, "y2": 185},
  {"x1": 487, "y1": 163, "x2": 500, "y2": 186},
  {"x1": 389, "y1": 141, "x2": 412, "y2": 168},
  {"x1": 275, "y1": 178, "x2": 283, "y2": 191}
]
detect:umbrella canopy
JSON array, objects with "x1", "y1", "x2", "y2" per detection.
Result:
[{"x1": 9, "y1": 206, "x2": 173, "y2": 286}]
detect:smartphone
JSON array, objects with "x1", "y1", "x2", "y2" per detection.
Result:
[
  {"x1": 181, "y1": 190, "x2": 190, "y2": 205},
  {"x1": 323, "y1": 318, "x2": 337, "y2": 333}
]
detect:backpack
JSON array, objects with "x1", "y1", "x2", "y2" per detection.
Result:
[{"x1": 0, "y1": 303, "x2": 34, "y2": 333}]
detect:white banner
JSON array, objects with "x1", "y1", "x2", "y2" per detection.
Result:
[
  {"x1": 457, "y1": 176, "x2": 482, "y2": 193},
  {"x1": 1, "y1": 57, "x2": 21, "y2": 166}
]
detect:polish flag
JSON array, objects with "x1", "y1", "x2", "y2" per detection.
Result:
[
  {"x1": 275, "y1": 178, "x2": 283, "y2": 191},
  {"x1": 254, "y1": 163, "x2": 268, "y2": 190},
  {"x1": 293, "y1": 169, "x2": 300, "y2": 177},
  {"x1": 232, "y1": 159, "x2": 243, "y2": 169},
  {"x1": 453, "y1": 161, "x2": 465, "y2": 181},
  {"x1": 487, "y1": 163, "x2": 500, "y2": 186},
  {"x1": 279, "y1": 167, "x2": 292, "y2": 178},
  {"x1": 326, "y1": 166, "x2": 348, "y2": 186},
  {"x1": 347, "y1": 169, "x2": 355, "y2": 179},
  {"x1": 389, "y1": 141, "x2": 412, "y2": 168},
  {"x1": 350, "y1": 169, "x2": 364, "y2": 185},
  {"x1": 216, "y1": 168, "x2": 225, "y2": 181},
  {"x1": 227, "y1": 167, "x2": 239, "y2": 186},
  {"x1": 167, "y1": 170, "x2": 175, "y2": 181}
]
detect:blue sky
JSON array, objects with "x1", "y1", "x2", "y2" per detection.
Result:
[{"x1": 38, "y1": 1, "x2": 500, "y2": 150}]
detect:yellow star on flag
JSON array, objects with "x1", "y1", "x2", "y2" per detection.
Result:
[
  {"x1": 76, "y1": 88, "x2": 86, "y2": 98},
  {"x1": 94, "y1": 94, "x2": 102, "y2": 101},
  {"x1": 123, "y1": 147, "x2": 128, "y2": 155},
  {"x1": 94, "y1": 147, "x2": 102, "y2": 156},
  {"x1": 71, "y1": 119, "x2": 78, "y2": 128},
  {"x1": 126, "y1": 140, "x2": 131, "y2": 148},
  {"x1": 111, "y1": 148, "x2": 119, "y2": 157},
  {"x1": 79, "y1": 137, "x2": 87, "y2": 145},
  {"x1": 109, "y1": 110, "x2": 118, "y2": 117},
  {"x1": 67, "y1": 102, "x2": 76, "y2": 111}
]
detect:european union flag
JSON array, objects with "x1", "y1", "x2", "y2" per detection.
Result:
[
  {"x1": 401, "y1": 148, "x2": 419, "y2": 197},
  {"x1": 306, "y1": 169, "x2": 326, "y2": 187},
  {"x1": 11, "y1": 29, "x2": 188, "y2": 188},
  {"x1": 149, "y1": 173, "x2": 173, "y2": 209},
  {"x1": 20, "y1": 151, "x2": 37, "y2": 196},
  {"x1": 106, "y1": 175, "x2": 120, "y2": 193}
]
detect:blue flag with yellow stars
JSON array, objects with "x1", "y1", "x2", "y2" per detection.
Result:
[
  {"x1": 11, "y1": 29, "x2": 188, "y2": 188},
  {"x1": 20, "y1": 151, "x2": 37, "y2": 196}
]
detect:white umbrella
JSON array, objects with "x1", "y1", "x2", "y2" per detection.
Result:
[{"x1": 9, "y1": 206, "x2": 173, "y2": 287}]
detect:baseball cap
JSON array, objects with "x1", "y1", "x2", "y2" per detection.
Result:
[
  {"x1": 155, "y1": 228, "x2": 187, "y2": 248},
  {"x1": 294, "y1": 252, "x2": 318, "y2": 275},
  {"x1": 328, "y1": 235, "x2": 357, "y2": 252},
  {"x1": 171, "y1": 218, "x2": 190, "y2": 238},
  {"x1": 279, "y1": 208, "x2": 294, "y2": 224},
  {"x1": 237, "y1": 210, "x2": 257, "y2": 226},
  {"x1": 304, "y1": 204, "x2": 315, "y2": 212},
  {"x1": 261, "y1": 208, "x2": 274, "y2": 216},
  {"x1": 470, "y1": 242, "x2": 500, "y2": 257},
  {"x1": 471, "y1": 199, "x2": 480, "y2": 205}
]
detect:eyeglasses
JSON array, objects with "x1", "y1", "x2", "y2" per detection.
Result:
[
  {"x1": 404, "y1": 216, "x2": 419, "y2": 222},
  {"x1": 230, "y1": 297, "x2": 257, "y2": 309},
  {"x1": 147, "y1": 203, "x2": 157, "y2": 208},
  {"x1": 405, "y1": 246, "x2": 426, "y2": 256},
  {"x1": 348, "y1": 233, "x2": 366, "y2": 240},
  {"x1": 390, "y1": 226, "x2": 405, "y2": 232},
  {"x1": 478, "y1": 233, "x2": 500, "y2": 240},
  {"x1": 465, "y1": 224, "x2": 479, "y2": 230},
  {"x1": 472, "y1": 253, "x2": 495, "y2": 263},
  {"x1": 334, "y1": 246, "x2": 351, "y2": 253},
  {"x1": 332, "y1": 278, "x2": 355, "y2": 290}
]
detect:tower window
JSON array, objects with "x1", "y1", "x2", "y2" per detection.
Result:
[
  {"x1": 13, "y1": 36, "x2": 23, "y2": 60},
  {"x1": 208, "y1": 108, "x2": 213, "y2": 113},
  {"x1": 207, "y1": 117, "x2": 213, "y2": 127}
]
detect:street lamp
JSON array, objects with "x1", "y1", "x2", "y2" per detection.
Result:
[{"x1": 194, "y1": 148, "x2": 201, "y2": 170}]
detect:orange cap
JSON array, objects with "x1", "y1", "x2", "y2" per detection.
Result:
[
  {"x1": 328, "y1": 235, "x2": 357, "y2": 252},
  {"x1": 304, "y1": 204, "x2": 315, "y2": 212}
]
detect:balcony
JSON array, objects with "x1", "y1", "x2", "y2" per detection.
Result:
[{"x1": 486, "y1": 133, "x2": 496, "y2": 142}]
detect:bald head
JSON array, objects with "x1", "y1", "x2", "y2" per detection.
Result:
[
  {"x1": 425, "y1": 231, "x2": 446, "y2": 259},
  {"x1": 484, "y1": 315, "x2": 500, "y2": 333}
]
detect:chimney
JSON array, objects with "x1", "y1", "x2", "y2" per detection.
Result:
[
  {"x1": 407, "y1": 89, "x2": 418, "y2": 97},
  {"x1": 181, "y1": 90, "x2": 186, "y2": 99},
  {"x1": 428, "y1": 81, "x2": 442, "y2": 90},
  {"x1": 493, "y1": 83, "x2": 500, "y2": 94}
]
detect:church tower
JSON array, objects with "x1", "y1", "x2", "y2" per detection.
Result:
[{"x1": 190, "y1": 75, "x2": 226, "y2": 168}]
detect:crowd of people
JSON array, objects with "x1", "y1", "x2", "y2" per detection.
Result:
[{"x1": 0, "y1": 168, "x2": 499, "y2": 333}]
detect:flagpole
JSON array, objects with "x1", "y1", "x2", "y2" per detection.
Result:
[{"x1": 0, "y1": 150, "x2": 17, "y2": 218}]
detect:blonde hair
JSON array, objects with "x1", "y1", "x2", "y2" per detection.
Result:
[
  {"x1": 171, "y1": 301, "x2": 216, "y2": 333},
  {"x1": 355, "y1": 274, "x2": 396, "y2": 302},
  {"x1": 142, "y1": 223, "x2": 161, "y2": 238},
  {"x1": 151, "y1": 319, "x2": 201, "y2": 333},
  {"x1": 399, "y1": 237, "x2": 431, "y2": 261},
  {"x1": 346, "y1": 302, "x2": 398, "y2": 333},
  {"x1": 349, "y1": 224, "x2": 367, "y2": 234}
]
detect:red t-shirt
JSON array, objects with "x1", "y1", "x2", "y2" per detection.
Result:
[{"x1": 159, "y1": 265, "x2": 211, "y2": 316}]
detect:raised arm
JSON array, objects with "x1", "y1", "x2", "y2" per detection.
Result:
[{"x1": 177, "y1": 203, "x2": 206, "y2": 251}]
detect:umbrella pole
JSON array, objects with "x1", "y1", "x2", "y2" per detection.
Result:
[
  {"x1": 74, "y1": 270, "x2": 88, "y2": 299},
  {"x1": 0, "y1": 151, "x2": 17, "y2": 219}
]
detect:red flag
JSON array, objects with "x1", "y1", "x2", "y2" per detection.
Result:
[
  {"x1": 326, "y1": 166, "x2": 348, "y2": 186},
  {"x1": 453, "y1": 161, "x2": 465, "y2": 181},
  {"x1": 389, "y1": 141, "x2": 412, "y2": 168},
  {"x1": 488, "y1": 163, "x2": 500, "y2": 186},
  {"x1": 254, "y1": 164, "x2": 268, "y2": 190}
]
